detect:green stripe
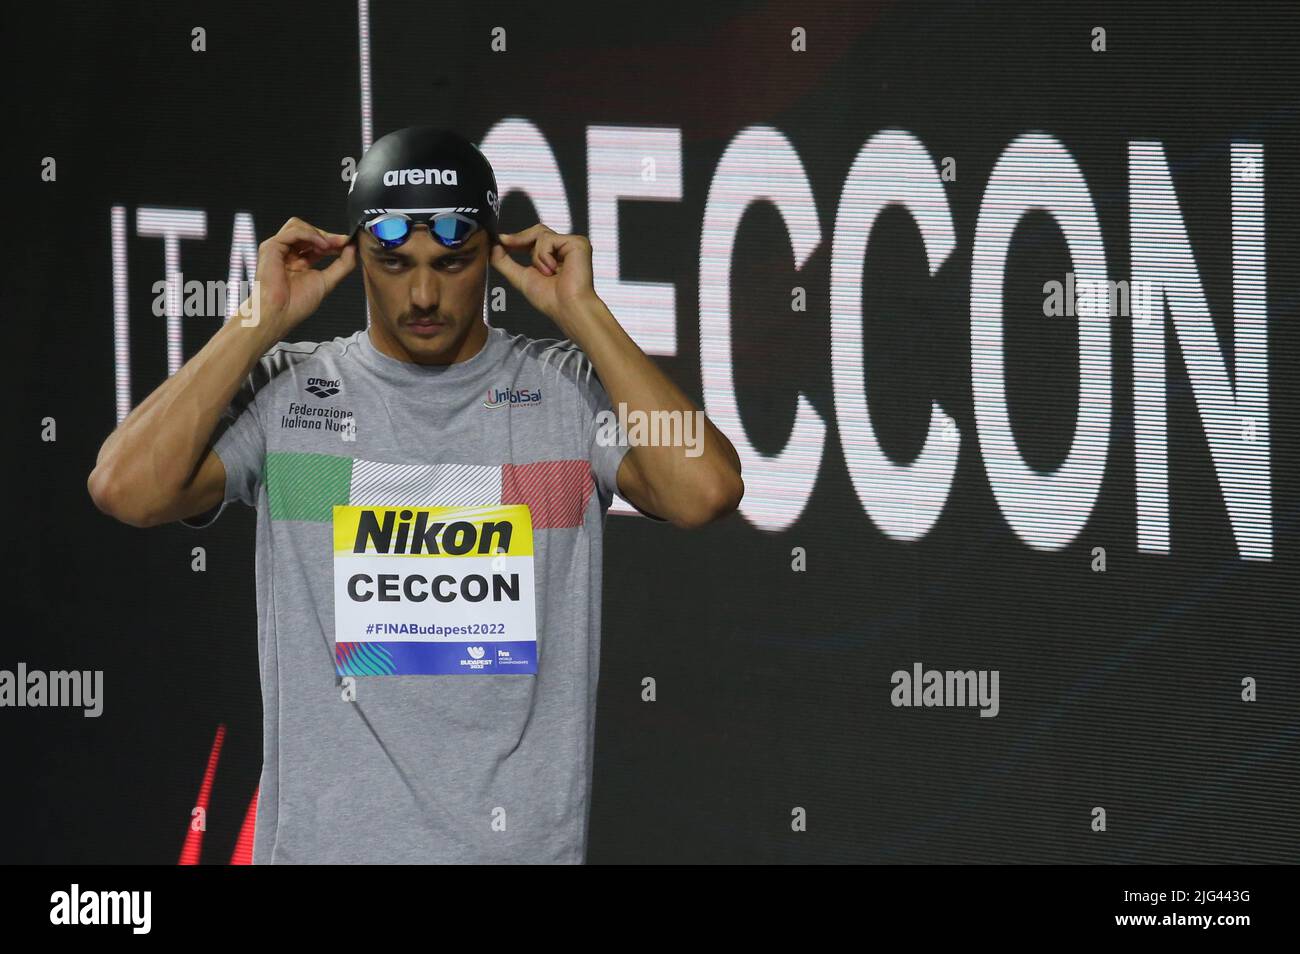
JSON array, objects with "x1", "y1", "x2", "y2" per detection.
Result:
[{"x1": 266, "y1": 451, "x2": 353, "y2": 522}]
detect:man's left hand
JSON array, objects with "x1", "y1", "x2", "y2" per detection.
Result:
[{"x1": 489, "y1": 223, "x2": 598, "y2": 330}]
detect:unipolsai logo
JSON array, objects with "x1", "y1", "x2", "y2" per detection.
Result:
[{"x1": 483, "y1": 385, "x2": 542, "y2": 409}]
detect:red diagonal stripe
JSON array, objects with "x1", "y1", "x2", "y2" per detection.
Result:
[
  {"x1": 500, "y1": 459, "x2": 592, "y2": 528},
  {"x1": 231, "y1": 786, "x2": 259, "y2": 865},
  {"x1": 179, "y1": 724, "x2": 225, "y2": 865}
]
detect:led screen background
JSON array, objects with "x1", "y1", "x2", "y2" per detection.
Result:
[{"x1": 4, "y1": 0, "x2": 1298, "y2": 862}]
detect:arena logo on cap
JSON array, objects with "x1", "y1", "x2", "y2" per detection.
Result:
[{"x1": 382, "y1": 167, "x2": 459, "y2": 186}]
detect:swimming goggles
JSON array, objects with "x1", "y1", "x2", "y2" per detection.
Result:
[{"x1": 360, "y1": 210, "x2": 483, "y2": 250}]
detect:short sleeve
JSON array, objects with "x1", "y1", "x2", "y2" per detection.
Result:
[
  {"x1": 179, "y1": 342, "x2": 314, "y2": 528},
  {"x1": 577, "y1": 352, "x2": 668, "y2": 522},
  {"x1": 178, "y1": 398, "x2": 267, "y2": 528}
]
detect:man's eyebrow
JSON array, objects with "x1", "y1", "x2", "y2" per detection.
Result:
[{"x1": 366, "y1": 243, "x2": 469, "y2": 263}]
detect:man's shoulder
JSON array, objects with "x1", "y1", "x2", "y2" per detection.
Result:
[
  {"x1": 492, "y1": 326, "x2": 600, "y2": 391},
  {"x1": 263, "y1": 329, "x2": 364, "y2": 367},
  {"x1": 252, "y1": 331, "x2": 365, "y2": 383}
]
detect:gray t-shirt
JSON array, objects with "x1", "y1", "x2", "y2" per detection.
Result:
[{"x1": 182, "y1": 322, "x2": 649, "y2": 863}]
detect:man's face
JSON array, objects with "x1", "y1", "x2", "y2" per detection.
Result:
[{"x1": 358, "y1": 224, "x2": 490, "y2": 364}]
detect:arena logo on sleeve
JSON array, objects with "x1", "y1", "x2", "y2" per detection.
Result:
[{"x1": 332, "y1": 504, "x2": 538, "y2": 675}]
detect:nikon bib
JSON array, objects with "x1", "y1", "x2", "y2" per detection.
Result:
[{"x1": 332, "y1": 504, "x2": 538, "y2": 675}]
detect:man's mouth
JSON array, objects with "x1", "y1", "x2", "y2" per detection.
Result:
[{"x1": 406, "y1": 318, "x2": 446, "y2": 337}]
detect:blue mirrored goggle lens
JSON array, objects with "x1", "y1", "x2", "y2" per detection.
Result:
[
  {"x1": 432, "y1": 215, "x2": 477, "y2": 247},
  {"x1": 369, "y1": 217, "x2": 412, "y2": 243}
]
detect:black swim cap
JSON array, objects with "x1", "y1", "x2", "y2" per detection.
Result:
[{"x1": 346, "y1": 127, "x2": 501, "y2": 243}]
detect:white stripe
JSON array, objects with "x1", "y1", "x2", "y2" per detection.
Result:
[{"x1": 349, "y1": 459, "x2": 502, "y2": 508}]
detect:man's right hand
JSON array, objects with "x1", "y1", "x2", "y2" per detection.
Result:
[
  {"x1": 88, "y1": 217, "x2": 357, "y2": 528},
  {"x1": 251, "y1": 217, "x2": 357, "y2": 336}
]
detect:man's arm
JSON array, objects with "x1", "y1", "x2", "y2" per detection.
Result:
[
  {"x1": 488, "y1": 225, "x2": 743, "y2": 529},
  {"x1": 564, "y1": 295, "x2": 744, "y2": 530},
  {"x1": 88, "y1": 218, "x2": 355, "y2": 528},
  {"x1": 88, "y1": 312, "x2": 286, "y2": 528}
]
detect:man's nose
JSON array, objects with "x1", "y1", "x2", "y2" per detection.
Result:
[{"x1": 409, "y1": 268, "x2": 440, "y2": 312}]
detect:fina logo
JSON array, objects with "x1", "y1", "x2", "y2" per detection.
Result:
[
  {"x1": 383, "y1": 167, "x2": 459, "y2": 186},
  {"x1": 483, "y1": 385, "x2": 543, "y2": 408}
]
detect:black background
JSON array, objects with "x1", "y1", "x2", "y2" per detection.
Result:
[{"x1": 3, "y1": 0, "x2": 1297, "y2": 862}]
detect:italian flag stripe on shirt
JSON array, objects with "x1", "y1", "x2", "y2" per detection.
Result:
[{"x1": 265, "y1": 452, "x2": 594, "y2": 529}]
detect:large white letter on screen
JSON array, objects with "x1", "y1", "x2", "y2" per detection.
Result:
[
  {"x1": 137, "y1": 207, "x2": 207, "y2": 377},
  {"x1": 587, "y1": 125, "x2": 681, "y2": 356},
  {"x1": 971, "y1": 132, "x2": 1111, "y2": 550},
  {"x1": 701, "y1": 126, "x2": 825, "y2": 532},
  {"x1": 831, "y1": 128, "x2": 958, "y2": 541},
  {"x1": 1130, "y1": 141, "x2": 1271, "y2": 561}
]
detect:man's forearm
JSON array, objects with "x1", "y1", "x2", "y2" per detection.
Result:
[{"x1": 559, "y1": 294, "x2": 742, "y2": 513}]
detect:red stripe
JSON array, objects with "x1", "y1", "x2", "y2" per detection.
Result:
[
  {"x1": 500, "y1": 459, "x2": 593, "y2": 528},
  {"x1": 178, "y1": 724, "x2": 225, "y2": 865},
  {"x1": 230, "y1": 787, "x2": 258, "y2": 865}
]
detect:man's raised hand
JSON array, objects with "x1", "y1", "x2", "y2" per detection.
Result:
[{"x1": 249, "y1": 217, "x2": 356, "y2": 334}]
